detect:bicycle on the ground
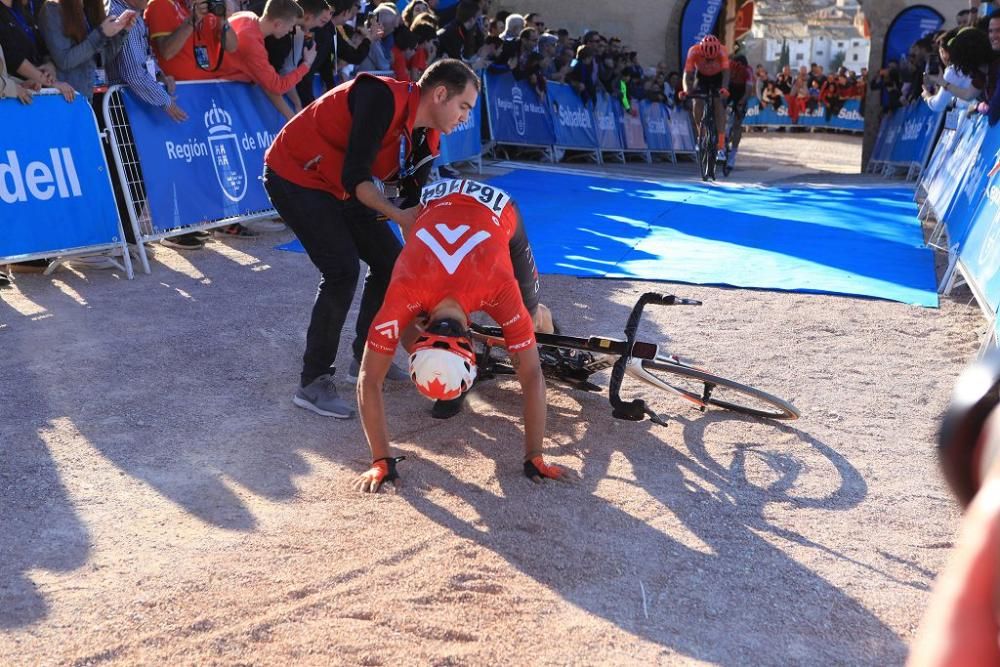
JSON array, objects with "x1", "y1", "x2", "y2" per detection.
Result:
[{"x1": 468, "y1": 292, "x2": 800, "y2": 424}]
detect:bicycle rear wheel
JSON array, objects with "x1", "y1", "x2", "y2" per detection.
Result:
[{"x1": 633, "y1": 358, "x2": 799, "y2": 420}]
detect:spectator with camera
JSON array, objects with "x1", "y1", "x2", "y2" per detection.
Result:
[
  {"x1": 106, "y1": 0, "x2": 186, "y2": 120},
  {"x1": 355, "y1": 2, "x2": 395, "y2": 72},
  {"x1": 303, "y1": 0, "x2": 376, "y2": 103},
  {"x1": 253, "y1": 0, "x2": 330, "y2": 119},
  {"x1": 923, "y1": 26, "x2": 992, "y2": 112},
  {"x1": 436, "y1": 0, "x2": 479, "y2": 61},
  {"x1": 38, "y1": 0, "x2": 135, "y2": 103},
  {"x1": 144, "y1": 0, "x2": 238, "y2": 82}
]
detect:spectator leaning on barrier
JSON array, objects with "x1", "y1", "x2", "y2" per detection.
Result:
[
  {"x1": 262, "y1": 59, "x2": 478, "y2": 419},
  {"x1": 260, "y1": 0, "x2": 332, "y2": 117},
  {"x1": 923, "y1": 26, "x2": 992, "y2": 112},
  {"x1": 144, "y1": 0, "x2": 238, "y2": 82},
  {"x1": 222, "y1": 0, "x2": 316, "y2": 119},
  {"x1": 435, "y1": 0, "x2": 474, "y2": 60},
  {"x1": 568, "y1": 43, "x2": 596, "y2": 105},
  {"x1": 0, "y1": 0, "x2": 75, "y2": 97},
  {"x1": 0, "y1": 40, "x2": 35, "y2": 101},
  {"x1": 38, "y1": 0, "x2": 135, "y2": 103},
  {"x1": 105, "y1": 0, "x2": 185, "y2": 120}
]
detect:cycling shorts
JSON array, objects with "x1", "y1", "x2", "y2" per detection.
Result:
[{"x1": 693, "y1": 72, "x2": 724, "y2": 95}]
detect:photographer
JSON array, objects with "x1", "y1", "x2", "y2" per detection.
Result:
[
  {"x1": 354, "y1": 1, "x2": 395, "y2": 72},
  {"x1": 144, "y1": 0, "x2": 238, "y2": 81}
]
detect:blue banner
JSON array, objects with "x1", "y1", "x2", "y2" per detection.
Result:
[
  {"x1": 888, "y1": 101, "x2": 943, "y2": 166},
  {"x1": 1, "y1": 94, "x2": 122, "y2": 258},
  {"x1": 436, "y1": 91, "x2": 482, "y2": 165},
  {"x1": 594, "y1": 92, "x2": 623, "y2": 151},
  {"x1": 616, "y1": 103, "x2": 648, "y2": 151},
  {"x1": 743, "y1": 96, "x2": 864, "y2": 131},
  {"x1": 667, "y1": 107, "x2": 696, "y2": 152},
  {"x1": 679, "y1": 0, "x2": 725, "y2": 64},
  {"x1": 942, "y1": 114, "x2": 993, "y2": 249},
  {"x1": 639, "y1": 100, "x2": 672, "y2": 153},
  {"x1": 955, "y1": 126, "x2": 1000, "y2": 309},
  {"x1": 548, "y1": 81, "x2": 599, "y2": 149},
  {"x1": 884, "y1": 6, "x2": 944, "y2": 67},
  {"x1": 122, "y1": 81, "x2": 285, "y2": 233},
  {"x1": 485, "y1": 71, "x2": 555, "y2": 147},
  {"x1": 927, "y1": 115, "x2": 986, "y2": 231}
]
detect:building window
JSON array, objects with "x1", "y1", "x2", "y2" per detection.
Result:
[
  {"x1": 853, "y1": 54, "x2": 858, "y2": 61},
  {"x1": 796, "y1": 53, "x2": 804, "y2": 60}
]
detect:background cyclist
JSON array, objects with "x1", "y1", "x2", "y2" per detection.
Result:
[
  {"x1": 726, "y1": 54, "x2": 753, "y2": 170},
  {"x1": 353, "y1": 178, "x2": 572, "y2": 493},
  {"x1": 681, "y1": 34, "x2": 731, "y2": 163}
]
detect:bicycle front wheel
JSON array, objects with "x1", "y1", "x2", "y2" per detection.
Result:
[{"x1": 633, "y1": 358, "x2": 800, "y2": 420}]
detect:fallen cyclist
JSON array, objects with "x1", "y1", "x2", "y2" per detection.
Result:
[{"x1": 353, "y1": 178, "x2": 576, "y2": 492}]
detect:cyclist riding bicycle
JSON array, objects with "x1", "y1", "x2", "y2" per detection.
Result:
[
  {"x1": 353, "y1": 178, "x2": 572, "y2": 493},
  {"x1": 725, "y1": 54, "x2": 752, "y2": 170},
  {"x1": 680, "y1": 34, "x2": 731, "y2": 163}
]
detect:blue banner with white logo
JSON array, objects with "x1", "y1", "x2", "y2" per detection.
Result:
[
  {"x1": 640, "y1": 100, "x2": 672, "y2": 152},
  {"x1": 743, "y1": 96, "x2": 864, "y2": 131},
  {"x1": 927, "y1": 115, "x2": 986, "y2": 229},
  {"x1": 679, "y1": 0, "x2": 725, "y2": 64},
  {"x1": 667, "y1": 107, "x2": 696, "y2": 152},
  {"x1": 942, "y1": 114, "x2": 993, "y2": 249},
  {"x1": 485, "y1": 71, "x2": 555, "y2": 147},
  {"x1": 616, "y1": 103, "x2": 648, "y2": 151},
  {"x1": 436, "y1": 91, "x2": 482, "y2": 165},
  {"x1": 875, "y1": 110, "x2": 904, "y2": 163},
  {"x1": 1, "y1": 94, "x2": 122, "y2": 259},
  {"x1": 955, "y1": 124, "x2": 1000, "y2": 309},
  {"x1": 122, "y1": 81, "x2": 285, "y2": 233},
  {"x1": 594, "y1": 91, "x2": 623, "y2": 150},
  {"x1": 884, "y1": 6, "x2": 944, "y2": 67},
  {"x1": 888, "y1": 101, "x2": 943, "y2": 166},
  {"x1": 548, "y1": 81, "x2": 599, "y2": 149}
]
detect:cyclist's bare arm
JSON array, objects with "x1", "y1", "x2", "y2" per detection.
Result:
[
  {"x1": 511, "y1": 346, "x2": 547, "y2": 461},
  {"x1": 357, "y1": 348, "x2": 394, "y2": 462}
]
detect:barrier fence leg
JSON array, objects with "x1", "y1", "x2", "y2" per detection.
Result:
[
  {"x1": 940, "y1": 245, "x2": 961, "y2": 295},
  {"x1": 978, "y1": 321, "x2": 997, "y2": 359}
]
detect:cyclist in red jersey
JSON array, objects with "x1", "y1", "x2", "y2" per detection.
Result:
[
  {"x1": 680, "y1": 34, "x2": 731, "y2": 163},
  {"x1": 353, "y1": 178, "x2": 573, "y2": 493}
]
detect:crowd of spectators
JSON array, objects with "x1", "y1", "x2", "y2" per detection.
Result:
[{"x1": 873, "y1": 9, "x2": 1000, "y2": 125}]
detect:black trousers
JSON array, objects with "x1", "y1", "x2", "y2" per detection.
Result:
[{"x1": 263, "y1": 166, "x2": 402, "y2": 386}]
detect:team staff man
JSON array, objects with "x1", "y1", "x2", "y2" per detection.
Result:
[{"x1": 263, "y1": 59, "x2": 479, "y2": 419}]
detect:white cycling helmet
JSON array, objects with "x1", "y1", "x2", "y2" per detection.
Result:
[{"x1": 408, "y1": 318, "x2": 477, "y2": 401}]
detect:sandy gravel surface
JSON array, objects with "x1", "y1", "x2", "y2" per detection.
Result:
[{"x1": 0, "y1": 133, "x2": 985, "y2": 665}]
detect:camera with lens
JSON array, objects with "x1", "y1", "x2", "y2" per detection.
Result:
[{"x1": 206, "y1": 0, "x2": 226, "y2": 17}]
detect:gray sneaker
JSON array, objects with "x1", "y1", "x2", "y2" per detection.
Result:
[
  {"x1": 293, "y1": 374, "x2": 354, "y2": 418},
  {"x1": 348, "y1": 357, "x2": 410, "y2": 381}
]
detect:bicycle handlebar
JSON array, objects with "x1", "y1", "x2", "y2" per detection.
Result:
[{"x1": 608, "y1": 293, "x2": 700, "y2": 424}]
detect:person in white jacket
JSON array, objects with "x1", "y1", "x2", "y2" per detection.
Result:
[{"x1": 922, "y1": 26, "x2": 992, "y2": 112}]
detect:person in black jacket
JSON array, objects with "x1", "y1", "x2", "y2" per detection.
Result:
[
  {"x1": 298, "y1": 0, "x2": 374, "y2": 105},
  {"x1": 436, "y1": 0, "x2": 478, "y2": 60}
]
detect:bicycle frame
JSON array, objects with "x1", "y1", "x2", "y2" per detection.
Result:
[{"x1": 469, "y1": 292, "x2": 703, "y2": 425}]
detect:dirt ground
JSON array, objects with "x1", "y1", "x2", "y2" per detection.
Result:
[{"x1": 0, "y1": 133, "x2": 986, "y2": 665}]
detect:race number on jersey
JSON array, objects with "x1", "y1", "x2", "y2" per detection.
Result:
[{"x1": 420, "y1": 179, "x2": 511, "y2": 215}]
